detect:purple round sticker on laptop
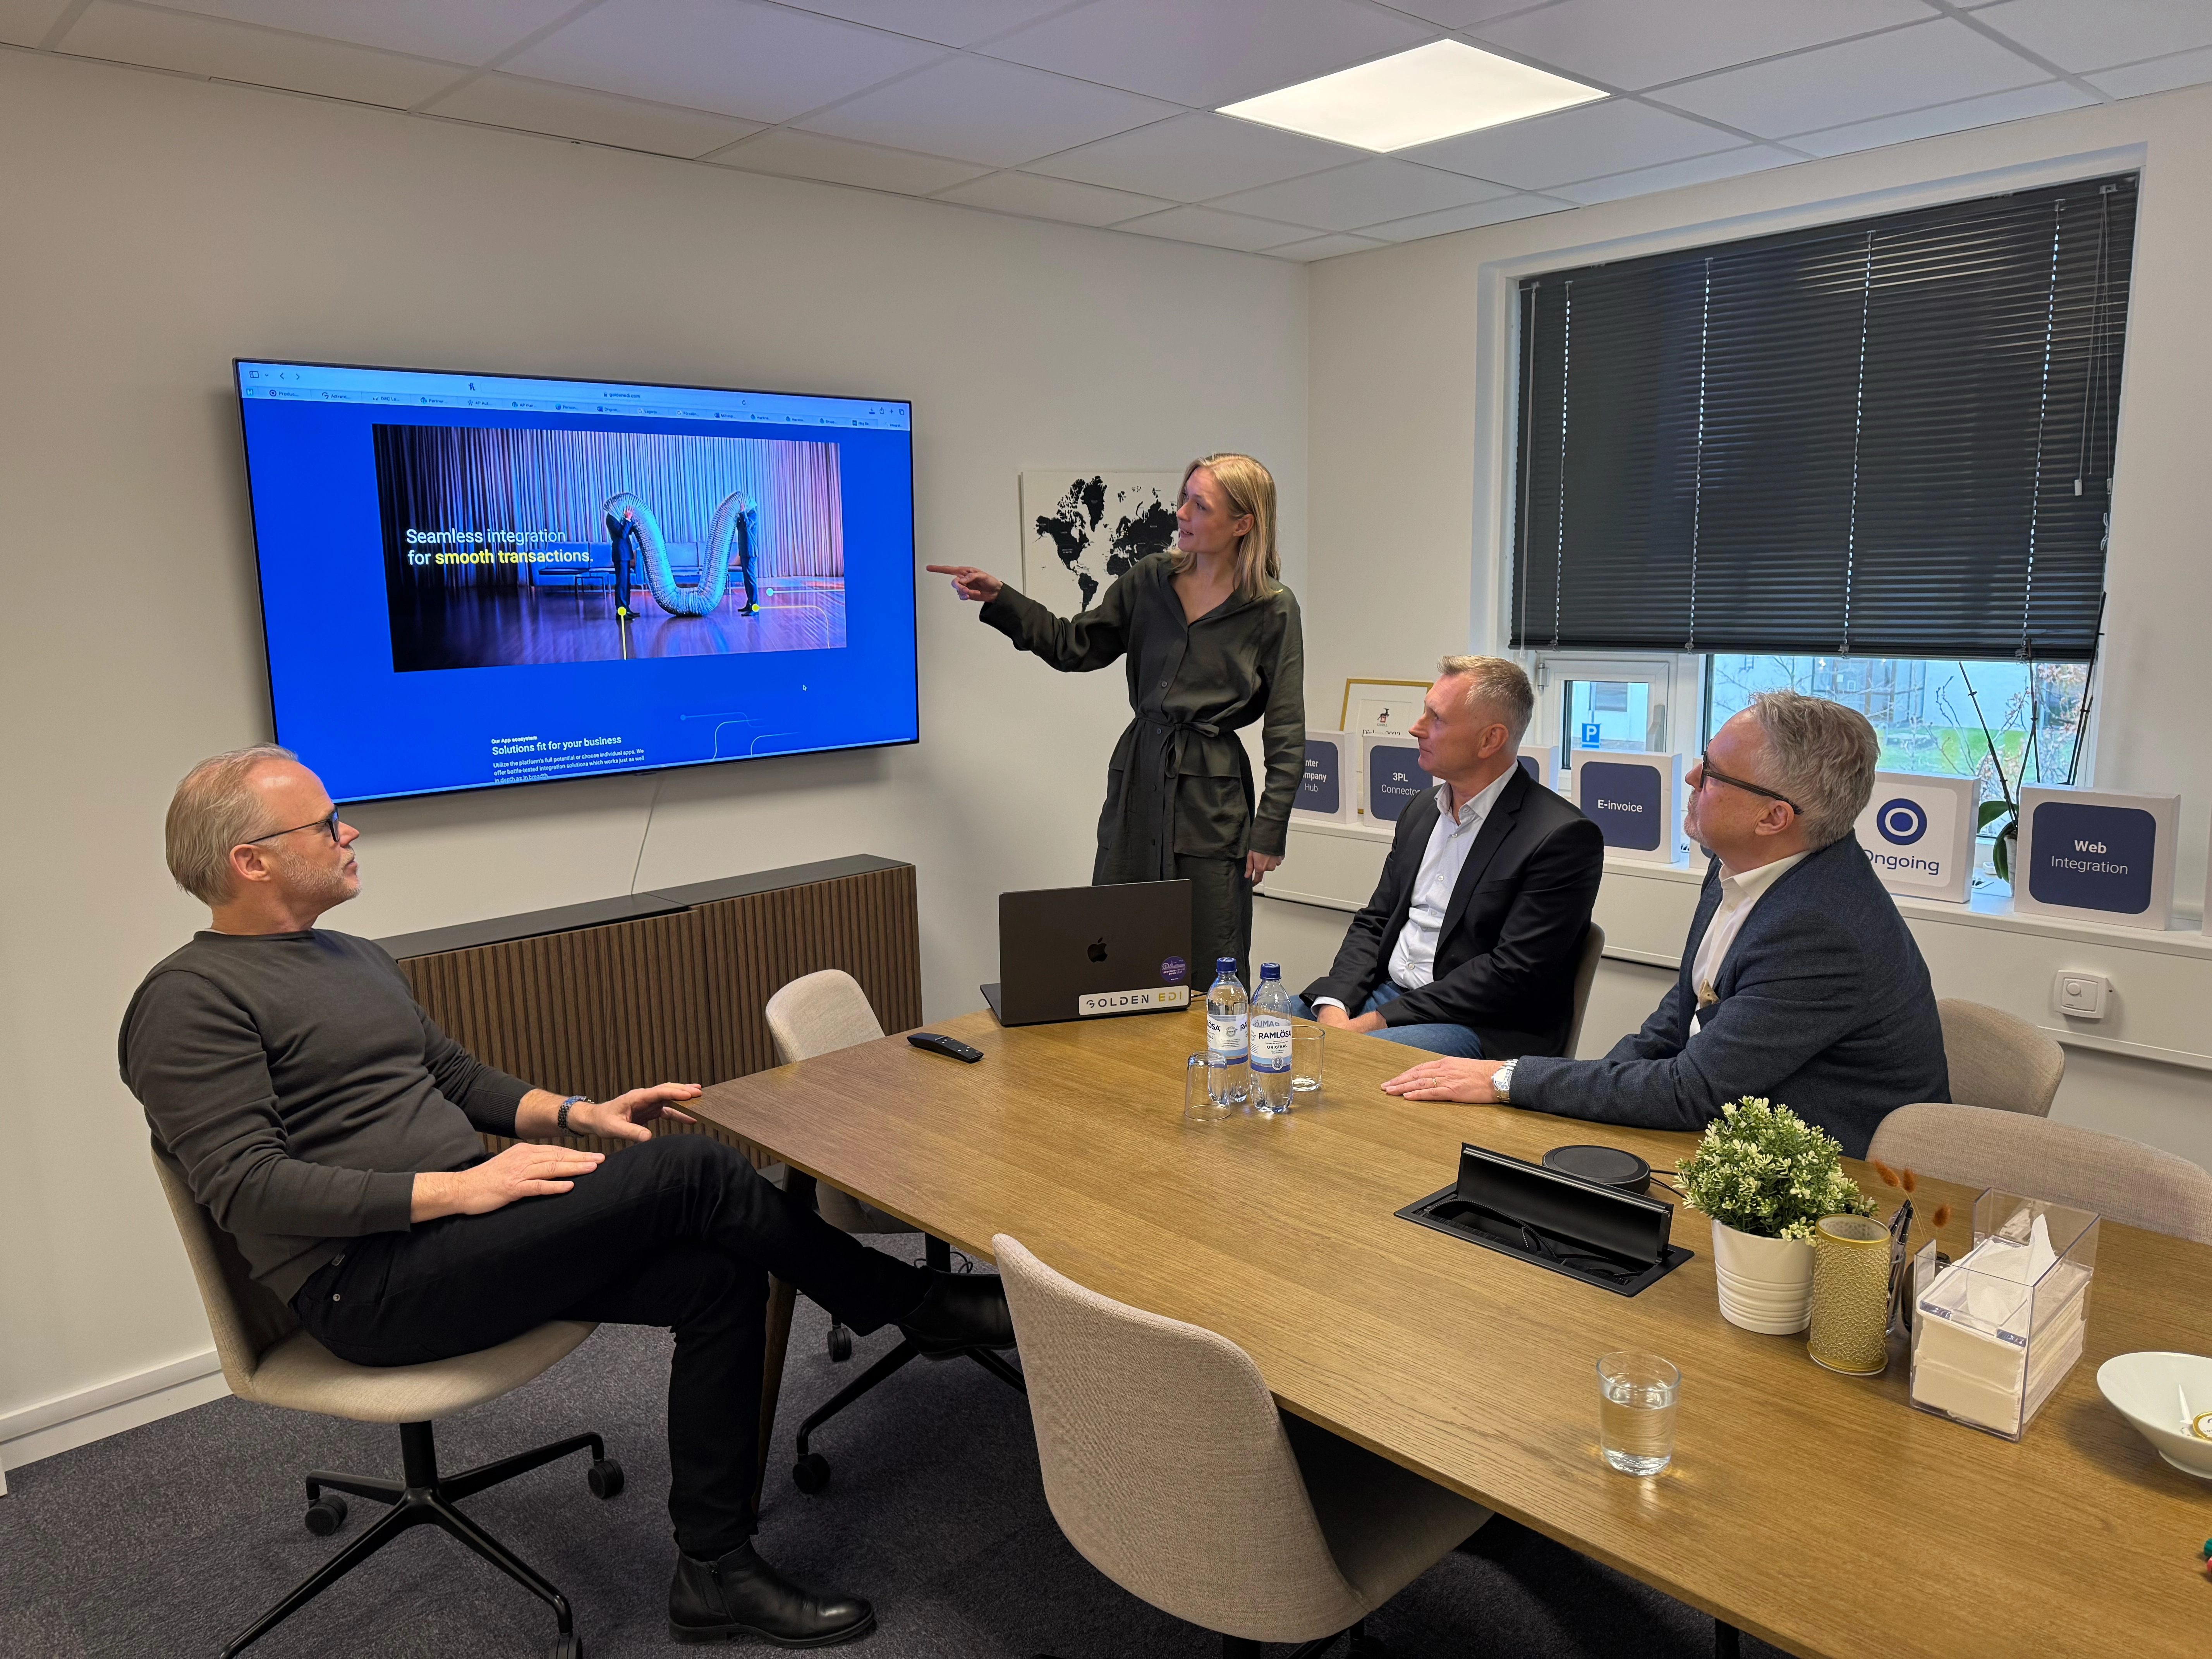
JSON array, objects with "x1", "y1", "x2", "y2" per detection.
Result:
[{"x1": 1160, "y1": 956, "x2": 1188, "y2": 985}]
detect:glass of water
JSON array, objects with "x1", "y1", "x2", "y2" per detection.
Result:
[
  {"x1": 1183, "y1": 1053, "x2": 1233, "y2": 1124},
  {"x1": 1291, "y1": 1019, "x2": 1323, "y2": 1094},
  {"x1": 1596, "y1": 1350, "x2": 1680, "y2": 1476}
]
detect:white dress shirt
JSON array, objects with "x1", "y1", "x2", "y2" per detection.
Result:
[
  {"x1": 1317, "y1": 767, "x2": 1515, "y2": 1012},
  {"x1": 1686, "y1": 851, "x2": 1809, "y2": 1035}
]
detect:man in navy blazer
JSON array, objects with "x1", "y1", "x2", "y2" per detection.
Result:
[
  {"x1": 1297, "y1": 658, "x2": 1604, "y2": 1060},
  {"x1": 1382, "y1": 690, "x2": 1947, "y2": 1158}
]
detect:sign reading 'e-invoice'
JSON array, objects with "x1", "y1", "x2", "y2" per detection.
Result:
[{"x1": 1581, "y1": 761, "x2": 1663, "y2": 851}]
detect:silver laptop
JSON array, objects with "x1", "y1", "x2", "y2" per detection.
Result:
[{"x1": 981, "y1": 880, "x2": 1194, "y2": 1027}]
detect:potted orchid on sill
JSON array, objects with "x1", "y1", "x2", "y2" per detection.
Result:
[{"x1": 1676, "y1": 1097, "x2": 1877, "y2": 1335}]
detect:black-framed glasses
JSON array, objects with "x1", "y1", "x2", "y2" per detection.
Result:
[
  {"x1": 1694, "y1": 751, "x2": 1799, "y2": 814},
  {"x1": 240, "y1": 809, "x2": 342, "y2": 847}
]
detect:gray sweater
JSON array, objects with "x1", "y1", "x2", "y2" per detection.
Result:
[{"x1": 120, "y1": 929, "x2": 531, "y2": 1301}]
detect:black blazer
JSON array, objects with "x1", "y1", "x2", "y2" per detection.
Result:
[
  {"x1": 1510, "y1": 833, "x2": 1949, "y2": 1159},
  {"x1": 1302, "y1": 766, "x2": 1605, "y2": 1060}
]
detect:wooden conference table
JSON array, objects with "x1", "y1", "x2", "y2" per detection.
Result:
[{"x1": 692, "y1": 1006, "x2": 2212, "y2": 1659}]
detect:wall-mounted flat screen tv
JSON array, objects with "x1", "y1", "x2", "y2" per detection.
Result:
[{"x1": 236, "y1": 360, "x2": 917, "y2": 803}]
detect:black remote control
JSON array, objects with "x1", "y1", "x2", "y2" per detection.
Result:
[{"x1": 907, "y1": 1031, "x2": 984, "y2": 1063}]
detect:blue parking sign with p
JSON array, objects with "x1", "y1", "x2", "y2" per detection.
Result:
[{"x1": 1580, "y1": 722, "x2": 1602, "y2": 748}]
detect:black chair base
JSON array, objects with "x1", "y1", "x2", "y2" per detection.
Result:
[
  {"x1": 791, "y1": 1233, "x2": 1025, "y2": 1495},
  {"x1": 223, "y1": 1418, "x2": 617, "y2": 1659}
]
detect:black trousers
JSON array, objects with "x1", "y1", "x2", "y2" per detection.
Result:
[{"x1": 294, "y1": 1136, "x2": 929, "y2": 1559}]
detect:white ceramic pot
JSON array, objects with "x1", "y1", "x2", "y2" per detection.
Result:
[{"x1": 1709, "y1": 1219, "x2": 1815, "y2": 1334}]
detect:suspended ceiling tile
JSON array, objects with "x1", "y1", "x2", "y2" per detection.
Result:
[
  {"x1": 1357, "y1": 192, "x2": 1571, "y2": 241},
  {"x1": 0, "y1": 0, "x2": 78, "y2": 49},
  {"x1": 1649, "y1": 19, "x2": 2047, "y2": 137},
  {"x1": 1385, "y1": 2, "x2": 1562, "y2": 25},
  {"x1": 2087, "y1": 43, "x2": 2212, "y2": 99},
  {"x1": 1546, "y1": 144, "x2": 1799, "y2": 204},
  {"x1": 1115, "y1": 204, "x2": 1319, "y2": 253},
  {"x1": 982, "y1": 0, "x2": 1437, "y2": 108},
  {"x1": 1402, "y1": 98, "x2": 1738, "y2": 190},
  {"x1": 797, "y1": 53, "x2": 1177, "y2": 167},
  {"x1": 1974, "y1": 0, "x2": 2212, "y2": 75},
  {"x1": 708, "y1": 127, "x2": 991, "y2": 194},
  {"x1": 151, "y1": 0, "x2": 580, "y2": 64},
  {"x1": 1026, "y1": 110, "x2": 1368, "y2": 201},
  {"x1": 57, "y1": 2, "x2": 468, "y2": 108},
  {"x1": 1261, "y1": 231, "x2": 1389, "y2": 261},
  {"x1": 1211, "y1": 158, "x2": 1513, "y2": 233},
  {"x1": 506, "y1": 0, "x2": 943, "y2": 125},
  {"x1": 931, "y1": 170, "x2": 1177, "y2": 227},
  {"x1": 1473, "y1": 0, "x2": 1936, "y2": 93},
  {"x1": 1786, "y1": 80, "x2": 2094, "y2": 157},
  {"x1": 422, "y1": 73, "x2": 763, "y2": 158},
  {"x1": 773, "y1": 1, "x2": 1081, "y2": 49}
]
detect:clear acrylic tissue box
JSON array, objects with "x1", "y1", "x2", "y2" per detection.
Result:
[{"x1": 1908, "y1": 1190, "x2": 2099, "y2": 1442}]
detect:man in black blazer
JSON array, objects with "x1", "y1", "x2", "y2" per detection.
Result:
[
  {"x1": 1297, "y1": 657, "x2": 1604, "y2": 1060},
  {"x1": 1382, "y1": 691, "x2": 1947, "y2": 1158}
]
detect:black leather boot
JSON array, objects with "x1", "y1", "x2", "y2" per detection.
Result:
[
  {"x1": 898, "y1": 1271, "x2": 1015, "y2": 1354},
  {"x1": 668, "y1": 1541, "x2": 875, "y2": 1647}
]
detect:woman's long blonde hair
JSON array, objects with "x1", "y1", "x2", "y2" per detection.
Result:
[{"x1": 1173, "y1": 453, "x2": 1279, "y2": 601}]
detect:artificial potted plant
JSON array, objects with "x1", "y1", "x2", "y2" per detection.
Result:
[{"x1": 1676, "y1": 1097, "x2": 1877, "y2": 1334}]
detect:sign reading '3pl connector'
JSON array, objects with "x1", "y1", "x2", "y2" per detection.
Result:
[
  {"x1": 1853, "y1": 771, "x2": 1979, "y2": 904},
  {"x1": 2013, "y1": 784, "x2": 2179, "y2": 931},
  {"x1": 1570, "y1": 749, "x2": 1686, "y2": 864},
  {"x1": 1362, "y1": 735, "x2": 1434, "y2": 825}
]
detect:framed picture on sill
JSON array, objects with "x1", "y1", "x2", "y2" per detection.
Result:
[{"x1": 1339, "y1": 678, "x2": 1430, "y2": 738}]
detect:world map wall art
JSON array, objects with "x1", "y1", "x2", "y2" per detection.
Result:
[{"x1": 1018, "y1": 470, "x2": 1182, "y2": 617}]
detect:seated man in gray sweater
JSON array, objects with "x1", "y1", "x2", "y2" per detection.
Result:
[
  {"x1": 1379, "y1": 692, "x2": 1947, "y2": 1158},
  {"x1": 120, "y1": 745, "x2": 1010, "y2": 1649}
]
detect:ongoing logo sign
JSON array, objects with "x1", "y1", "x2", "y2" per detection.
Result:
[
  {"x1": 1367, "y1": 743, "x2": 1433, "y2": 822},
  {"x1": 1298, "y1": 737, "x2": 1342, "y2": 815},
  {"x1": 1580, "y1": 760, "x2": 1663, "y2": 852},
  {"x1": 1875, "y1": 798, "x2": 1928, "y2": 845},
  {"x1": 2028, "y1": 802, "x2": 2157, "y2": 914}
]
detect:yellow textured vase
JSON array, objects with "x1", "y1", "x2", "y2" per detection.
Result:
[{"x1": 1807, "y1": 1214, "x2": 1893, "y2": 1376}]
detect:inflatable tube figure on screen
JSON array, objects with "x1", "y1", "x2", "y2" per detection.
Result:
[{"x1": 600, "y1": 492, "x2": 761, "y2": 617}]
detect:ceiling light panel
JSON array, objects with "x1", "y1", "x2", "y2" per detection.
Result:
[{"x1": 1218, "y1": 40, "x2": 1606, "y2": 153}]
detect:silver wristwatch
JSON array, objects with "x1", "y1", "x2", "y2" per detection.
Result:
[{"x1": 1491, "y1": 1058, "x2": 1517, "y2": 1103}]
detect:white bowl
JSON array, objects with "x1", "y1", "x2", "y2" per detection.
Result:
[{"x1": 2097, "y1": 1352, "x2": 2212, "y2": 1479}]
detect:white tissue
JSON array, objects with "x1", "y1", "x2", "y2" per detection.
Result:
[{"x1": 1911, "y1": 1209, "x2": 2086, "y2": 1433}]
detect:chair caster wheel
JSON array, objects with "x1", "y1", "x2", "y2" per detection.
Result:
[
  {"x1": 828, "y1": 1323, "x2": 853, "y2": 1362},
  {"x1": 304, "y1": 1494, "x2": 347, "y2": 1536},
  {"x1": 792, "y1": 1453, "x2": 831, "y2": 1494},
  {"x1": 587, "y1": 1457, "x2": 625, "y2": 1499},
  {"x1": 550, "y1": 1633, "x2": 583, "y2": 1659}
]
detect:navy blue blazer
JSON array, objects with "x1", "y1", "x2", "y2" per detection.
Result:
[{"x1": 1510, "y1": 833, "x2": 1948, "y2": 1158}]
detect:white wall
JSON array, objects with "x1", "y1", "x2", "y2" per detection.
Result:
[
  {"x1": 1306, "y1": 81, "x2": 2212, "y2": 919},
  {"x1": 0, "y1": 52, "x2": 1306, "y2": 1452}
]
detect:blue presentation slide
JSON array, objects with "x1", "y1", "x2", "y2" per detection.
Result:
[{"x1": 237, "y1": 361, "x2": 917, "y2": 803}]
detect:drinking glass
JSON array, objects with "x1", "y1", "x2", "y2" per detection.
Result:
[
  {"x1": 1596, "y1": 1350, "x2": 1680, "y2": 1475},
  {"x1": 1183, "y1": 1053, "x2": 1233, "y2": 1124},
  {"x1": 1291, "y1": 1019, "x2": 1324, "y2": 1094}
]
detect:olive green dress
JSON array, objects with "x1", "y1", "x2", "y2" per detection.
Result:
[{"x1": 980, "y1": 553, "x2": 1305, "y2": 982}]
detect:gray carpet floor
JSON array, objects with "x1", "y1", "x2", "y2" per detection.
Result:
[{"x1": 0, "y1": 1284, "x2": 1789, "y2": 1659}]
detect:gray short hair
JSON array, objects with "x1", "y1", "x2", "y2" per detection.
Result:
[
  {"x1": 165, "y1": 745, "x2": 296, "y2": 904},
  {"x1": 1437, "y1": 655, "x2": 1534, "y2": 742},
  {"x1": 1747, "y1": 692, "x2": 1878, "y2": 848}
]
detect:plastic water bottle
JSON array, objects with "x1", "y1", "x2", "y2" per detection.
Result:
[
  {"x1": 1204, "y1": 957, "x2": 1250, "y2": 1107},
  {"x1": 1249, "y1": 963, "x2": 1294, "y2": 1115}
]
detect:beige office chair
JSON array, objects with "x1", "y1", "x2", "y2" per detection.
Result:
[
  {"x1": 1938, "y1": 998, "x2": 2064, "y2": 1116},
  {"x1": 996, "y1": 1233, "x2": 1489, "y2": 1658},
  {"x1": 153, "y1": 1153, "x2": 618, "y2": 1659},
  {"x1": 1868, "y1": 1104, "x2": 2212, "y2": 1244},
  {"x1": 763, "y1": 969, "x2": 1023, "y2": 1496},
  {"x1": 1563, "y1": 921, "x2": 1606, "y2": 1059}
]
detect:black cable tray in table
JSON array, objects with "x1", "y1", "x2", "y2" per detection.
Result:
[{"x1": 1397, "y1": 1143, "x2": 1693, "y2": 1298}]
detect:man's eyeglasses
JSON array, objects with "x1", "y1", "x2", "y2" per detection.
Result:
[
  {"x1": 1695, "y1": 752, "x2": 1799, "y2": 814},
  {"x1": 240, "y1": 810, "x2": 342, "y2": 847}
]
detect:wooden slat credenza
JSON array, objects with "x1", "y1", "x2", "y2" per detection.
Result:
[{"x1": 382, "y1": 854, "x2": 922, "y2": 1156}]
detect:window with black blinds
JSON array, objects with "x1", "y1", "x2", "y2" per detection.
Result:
[{"x1": 1510, "y1": 173, "x2": 2135, "y2": 661}]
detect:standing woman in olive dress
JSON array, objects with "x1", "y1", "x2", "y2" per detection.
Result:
[{"x1": 927, "y1": 453, "x2": 1304, "y2": 982}]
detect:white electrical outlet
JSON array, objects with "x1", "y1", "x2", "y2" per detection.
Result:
[{"x1": 2053, "y1": 972, "x2": 2110, "y2": 1020}]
